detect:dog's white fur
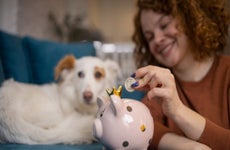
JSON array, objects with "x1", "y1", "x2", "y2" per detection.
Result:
[{"x1": 0, "y1": 55, "x2": 121, "y2": 145}]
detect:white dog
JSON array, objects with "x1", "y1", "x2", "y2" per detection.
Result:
[{"x1": 0, "y1": 55, "x2": 121, "y2": 145}]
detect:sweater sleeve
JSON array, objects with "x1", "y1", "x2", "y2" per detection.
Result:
[
  {"x1": 198, "y1": 119, "x2": 230, "y2": 149},
  {"x1": 198, "y1": 83, "x2": 230, "y2": 149}
]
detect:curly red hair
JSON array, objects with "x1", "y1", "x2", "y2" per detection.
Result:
[{"x1": 132, "y1": 0, "x2": 230, "y2": 68}]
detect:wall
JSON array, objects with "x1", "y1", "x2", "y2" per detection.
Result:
[
  {"x1": 89, "y1": 0, "x2": 136, "y2": 42},
  {"x1": 0, "y1": 0, "x2": 136, "y2": 43},
  {"x1": 0, "y1": 0, "x2": 18, "y2": 34},
  {"x1": 17, "y1": 0, "x2": 67, "y2": 41}
]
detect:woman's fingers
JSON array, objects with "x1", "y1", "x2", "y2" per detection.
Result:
[
  {"x1": 147, "y1": 87, "x2": 165, "y2": 100},
  {"x1": 131, "y1": 65, "x2": 183, "y2": 117},
  {"x1": 136, "y1": 72, "x2": 152, "y2": 87},
  {"x1": 133, "y1": 66, "x2": 159, "y2": 87},
  {"x1": 134, "y1": 66, "x2": 172, "y2": 89}
]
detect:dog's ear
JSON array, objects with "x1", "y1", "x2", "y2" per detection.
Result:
[{"x1": 55, "y1": 55, "x2": 76, "y2": 82}]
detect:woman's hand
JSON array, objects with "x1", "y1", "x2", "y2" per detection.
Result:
[
  {"x1": 132, "y1": 65, "x2": 183, "y2": 119},
  {"x1": 132, "y1": 65, "x2": 206, "y2": 140}
]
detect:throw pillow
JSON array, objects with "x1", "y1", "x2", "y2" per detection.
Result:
[
  {"x1": 23, "y1": 37, "x2": 96, "y2": 84},
  {"x1": 0, "y1": 31, "x2": 33, "y2": 83}
]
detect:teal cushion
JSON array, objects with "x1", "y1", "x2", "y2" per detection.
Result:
[
  {"x1": 0, "y1": 58, "x2": 5, "y2": 86},
  {"x1": 0, "y1": 31, "x2": 32, "y2": 83},
  {"x1": 23, "y1": 37, "x2": 96, "y2": 84},
  {"x1": 121, "y1": 85, "x2": 145, "y2": 101},
  {"x1": 0, "y1": 142, "x2": 103, "y2": 150}
]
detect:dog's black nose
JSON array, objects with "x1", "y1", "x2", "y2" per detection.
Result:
[{"x1": 83, "y1": 91, "x2": 93, "y2": 103}]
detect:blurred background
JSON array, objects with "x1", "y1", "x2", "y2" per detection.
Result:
[
  {"x1": 0, "y1": 0, "x2": 230, "y2": 81},
  {"x1": 0, "y1": 0, "x2": 136, "y2": 43},
  {"x1": 0, "y1": 0, "x2": 138, "y2": 81}
]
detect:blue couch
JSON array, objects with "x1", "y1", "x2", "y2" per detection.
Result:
[{"x1": 0, "y1": 30, "x2": 144, "y2": 150}]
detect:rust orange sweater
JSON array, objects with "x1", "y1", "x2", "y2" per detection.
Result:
[{"x1": 142, "y1": 55, "x2": 230, "y2": 150}]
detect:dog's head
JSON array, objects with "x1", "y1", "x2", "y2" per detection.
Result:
[{"x1": 55, "y1": 55, "x2": 121, "y2": 115}]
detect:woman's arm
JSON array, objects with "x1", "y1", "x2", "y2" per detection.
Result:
[
  {"x1": 134, "y1": 66, "x2": 206, "y2": 140},
  {"x1": 158, "y1": 133, "x2": 211, "y2": 150},
  {"x1": 171, "y1": 104, "x2": 206, "y2": 140}
]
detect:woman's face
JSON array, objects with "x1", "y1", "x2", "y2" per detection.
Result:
[{"x1": 140, "y1": 10, "x2": 192, "y2": 68}]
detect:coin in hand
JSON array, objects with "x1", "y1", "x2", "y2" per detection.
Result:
[{"x1": 125, "y1": 77, "x2": 137, "y2": 92}]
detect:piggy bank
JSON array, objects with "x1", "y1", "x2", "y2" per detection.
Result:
[{"x1": 93, "y1": 86, "x2": 154, "y2": 150}]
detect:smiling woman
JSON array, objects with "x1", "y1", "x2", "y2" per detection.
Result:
[
  {"x1": 140, "y1": 10, "x2": 189, "y2": 68},
  {"x1": 131, "y1": 0, "x2": 230, "y2": 149}
]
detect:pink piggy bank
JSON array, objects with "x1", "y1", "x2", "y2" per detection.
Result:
[{"x1": 93, "y1": 86, "x2": 154, "y2": 150}]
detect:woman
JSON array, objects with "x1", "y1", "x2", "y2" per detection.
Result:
[{"x1": 131, "y1": 0, "x2": 230, "y2": 149}]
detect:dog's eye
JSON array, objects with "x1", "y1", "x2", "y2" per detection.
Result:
[
  {"x1": 78, "y1": 71, "x2": 85, "y2": 78},
  {"x1": 95, "y1": 71, "x2": 102, "y2": 79}
]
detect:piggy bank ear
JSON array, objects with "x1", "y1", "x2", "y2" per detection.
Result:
[
  {"x1": 97, "y1": 97, "x2": 104, "y2": 108},
  {"x1": 97, "y1": 96, "x2": 106, "y2": 108},
  {"x1": 110, "y1": 95, "x2": 123, "y2": 116}
]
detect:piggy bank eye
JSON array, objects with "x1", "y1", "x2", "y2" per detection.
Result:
[
  {"x1": 99, "y1": 109, "x2": 105, "y2": 117},
  {"x1": 78, "y1": 71, "x2": 85, "y2": 78}
]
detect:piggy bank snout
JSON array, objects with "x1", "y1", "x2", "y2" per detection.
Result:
[{"x1": 93, "y1": 119, "x2": 102, "y2": 139}]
